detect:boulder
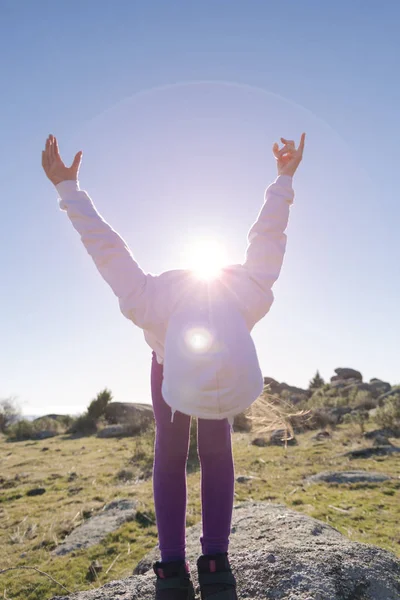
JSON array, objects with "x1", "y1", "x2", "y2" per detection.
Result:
[
  {"x1": 369, "y1": 379, "x2": 392, "y2": 396},
  {"x1": 333, "y1": 368, "x2": 363, "y2": 381},
  {"x1": 364, "y1": 428, "x2": 398, "y2": 440},
  {"x1": 306, "y1": 470, "x2": 392, "y2": 484},
  {"x1": 269, "y1": 429, "x2": 297, "y2": 446},
  {"x1": 311, "y1": 430, "x2": 332, "y2": 441},
  {"x1": 251, "y1": 437, "x2": 268, "y2": 447},
  {"x1": 343, "y1": 446, "x2": 400, "y2": 459},
  {"x1": 97, "y1": 424, "x2": 131, "y2": 438},
  {"x1": 263, "y1": 377, "x2": 310, "y2": 402},
  {"x1": 233, "y1": 411, "x2": 252, "y2": 432},
  {"x1": 377, "y1": 388, "x2": 400, "y2": 404},
  {"x1": 104, "y1": 403, "x2": 154, "y2": 433},
  {"x1": 50, "y1": 502, "x2": 400, "y2": 599},
  {"x1": 51, "y1": 499, "x2": 137, "y2": 556}
]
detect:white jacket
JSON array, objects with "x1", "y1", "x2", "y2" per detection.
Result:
[{"x1": 56, "y1": 175, "x2": 295, "y2": 424}]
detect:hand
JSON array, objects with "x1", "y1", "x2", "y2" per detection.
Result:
[
  {"x1": 273, "y1": 133, "x2": 306, "y2": 177},
  {"x1": 42, "y1": 134, "x2": 82, "y2": 186}
]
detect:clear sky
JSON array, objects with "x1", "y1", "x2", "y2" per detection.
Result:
[{"x1": 1, "y1": 1, "x2": 399, "y2": 417}]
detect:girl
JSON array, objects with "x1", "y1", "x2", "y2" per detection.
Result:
[{"x1": 42, "y1": 132, "x2": 305, "y2": 600}]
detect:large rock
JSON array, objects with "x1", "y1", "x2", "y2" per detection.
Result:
[
  {"x1": 306, "y1": 470, "x2": 392, "y2": 484},
  {"x1": 369, "y1": 379, "x2": 392, "y2": 396},
  {"x1": 51, "y1": 502, "x2": 400, "y2": 599},
  {"x1": 377, "y1": 388, "x2": 400, "y2": 404},
  {"x1": 97, "y1": 424, "x2": 132, "y2": 438},
  {"x1": 333, "y1": 368, "x2": 363, "y2": 381},
  {"x1": 104, "y1": 402, "x2": 154, "y2": 433},
  {"x1": 263, "y1": 377, "x2": 310, "y2": 403},
  {"x1": 51, "y1": 499, "x2": 137, "y2": 556}
]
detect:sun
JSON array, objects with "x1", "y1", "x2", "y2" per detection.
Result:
[{"x1": 186, "y1": 239, "x2": 228, "y2": 280}]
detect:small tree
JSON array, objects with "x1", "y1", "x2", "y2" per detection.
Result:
[
  {"x1": 87, "y1": 388, "x2": 113, "y2": 421},
  {"x1": 0, "y1": 397, "x2": 21, "y2": 433},
  {"x1": 309, "y1": 371, "x2": 325, "y2": 391}
]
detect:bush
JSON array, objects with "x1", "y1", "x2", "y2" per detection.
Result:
[
  {"x1": 0, "y1": 397, "x2": 21, "y2": 433},
  {"x1": 7, "y1": 419, "x2": 35, "y2": 441},
  {"x1": 67, "y1": 412, "x2": 98, "y2": 435},
  {"x1": 309, "y1": 370, "x2": 325, "y2": 391},
  {"x1": 375, "y1": 394, "x2": 400, "y2": 433},
  {"x1": 87, "y1": 388, "x2": 113, "y2": 421},
  {"x1": 342, "y1": 410, "x2": 369, "y2": 435}
]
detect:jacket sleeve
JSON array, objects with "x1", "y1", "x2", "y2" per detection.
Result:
[
  {"x1": 242, "y1": 174, "x2": 294, "y2": 322},
  {"x1": 56, "y1": 180, "x2": 157, "y2": 329}
]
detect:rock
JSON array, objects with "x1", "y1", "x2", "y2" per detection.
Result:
[
  {"x1": 69, "y1": 503, "x2": 400, "y2": 600},
  {"x1": 333, "y1": 368, "x2": 363, "y2": 381},
  {"x1": 97, "y1": 424, "x2": 131, "y2": 438},
  {"x1": 377, "y1": 388, "x2": 400, "y2": 404},
  {"x1": 306, "y1": 470, "x2": 392, "y2": 484},
  {"x1": 372, "y1": 435, "x2": 393, "y2": 447},
  {"x1": 251, "y1": 437, "x2": 268, "y2": 447},
  {"x1": 369, "y1": 379, "x2": 392, "y2": 396},
  {"x1": 236, "y1": 475, "x2": 259, "y2": 483},
  {"x1": 343, "y1": 446, "x2": 400, "y2": 459},
  {"x1": 233, "y1": 412, "x2": 252, "y2": 432},
  {"x1": 51, "y1": 499, "x2": 137, "y2": 556},
  {"x1": 311, "y1": 406, "x2": 352, "y2": 429},
  {"x1": 26, "y1": 487, "x2": 46, "y2": 497},
  {"x1": 263, "y1": 377, "x2": 310, "y2": 401},
  {"x1": 364, "y1": 428, "x2": 398, "y2": 440},
  {"x1": 269, "y1": 429, "x2": 297, "y2": 446},
  {"x1": 104, "y1": 403, "x2": 153, "y2": 434},
  {"x1": 311, "y1": 430, "x2": 331, "y2": 441}
]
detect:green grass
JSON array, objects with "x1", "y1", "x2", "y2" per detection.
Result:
[{"x1": 0, "y1": 424, "x2": 399, "y2": 599}]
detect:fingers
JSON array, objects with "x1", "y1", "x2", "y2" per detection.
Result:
[
  {"x1": 41, "y1": 150, "x2": 49, "y2": 171},
  {"x1": 53, "y1": 136, "x2": 61, "y2": 161},
  {"x1": 281, "y1": 138, "x2": 295, "y2": 147},
  {"x1": 71, "y1": 151, "x2": 83, "y2": 173},
  {"x1": 299, "y1": 132, "x2": 306, "y2": 154}
]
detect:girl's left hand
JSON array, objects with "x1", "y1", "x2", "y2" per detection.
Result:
[{"x1": 273, "y1": 133, "x2": 306, "y2": 177}]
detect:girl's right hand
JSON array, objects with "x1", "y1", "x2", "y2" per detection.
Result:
[
  {"x1": 273, "y1": 133, "x2": 306, "y2": 177},
  {"x1": 42, "y1": 134, "x2": 82, "y2": 186}
]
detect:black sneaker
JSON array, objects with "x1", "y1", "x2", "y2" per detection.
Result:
[
  {"x1": 153, "y1": 559, "x2": 195, "y2": 600},
  {"x1": 197, "y1": 553, "x2": 238, "y2": 600}
]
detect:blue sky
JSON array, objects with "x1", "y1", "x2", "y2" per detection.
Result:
[{"x1": 1, "y1": 1, "x2": 399, "y2": 417}]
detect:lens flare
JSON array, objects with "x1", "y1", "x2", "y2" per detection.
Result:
[
  {"x1": 186, "y1": 239, "x2": 228, "y2": 280},
  {"x1": 185, "y1": 327, "x2": 213, "y2": 353}
]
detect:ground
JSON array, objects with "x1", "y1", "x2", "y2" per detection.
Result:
[{"x1": 0, "y1": 422, "x2": 399, "y2": 599}]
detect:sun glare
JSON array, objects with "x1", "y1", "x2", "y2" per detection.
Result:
[{"x1": 187, "y1": 239, "x2": 228, "y2": 280}]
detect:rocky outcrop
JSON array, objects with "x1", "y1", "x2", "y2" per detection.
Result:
[
  {"x1": 306, "y1": 470, "x2": 392, "y2": 484},
  {"x1": 51, "y1": 502, "x2": 400, "y2": 599},
  {"x1": 104, "y1": 403, "x2": 154, "y2": 434},
  {"x1": 51, "y1": 499, "x2": 137, "y2": 556},
  {"x1": 263, "y1": 377, "x2": 310, "y2": 404},
  {"x1": 331, "y1": 368, "x2": 363, "y2": 381}
]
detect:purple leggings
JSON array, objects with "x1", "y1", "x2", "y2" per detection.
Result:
[{"x1": 151, "y1": 351, "x2": 235, "y2": 562}]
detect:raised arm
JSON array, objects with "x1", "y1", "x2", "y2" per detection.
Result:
[
  {"x1": 42, "y1": 135, "x2": 156, "y2": 329},
  {"x1": 243, "y1": 134, "x2": 305, "y2": 321}
]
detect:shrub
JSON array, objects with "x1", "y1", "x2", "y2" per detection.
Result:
[
  {"x1": 7, "y1": 419, "x2": 35, "y2": 441},
  {"x1": 342, "y1": 410, "x2": 369, "y2": 435},
  {"x1": 87, "y1": 388, "x2": 113, "y2": 421},
  {"x1": 0, "y1": 397, "x2": 21, "y2": 433},
  {"x1": 375, "y1": 394, "x2": 400, "y2": 433},
  {"x1": 309, "y1": 370, "x2": 325, "y2": 391},
  {"x1": 67, "y1": 412, "x2": 98, "y2": 435}
]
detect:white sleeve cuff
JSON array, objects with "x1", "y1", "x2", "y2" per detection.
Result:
[
  {"x1": 55, "y1": 180, "x2": 80, "y2": 199},
  {"x1": 275, "y1": 174, "x2": 293, "y2": 189}
]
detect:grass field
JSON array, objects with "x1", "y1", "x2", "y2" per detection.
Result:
[{"x1": 0, "y1": 423, "x2": 399, "y2": 599}]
